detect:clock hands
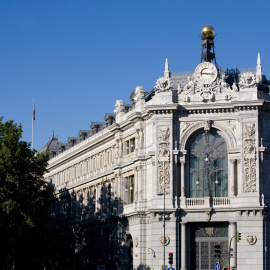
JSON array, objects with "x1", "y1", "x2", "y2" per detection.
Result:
[{"x1": 201, "y1": 71, "x2": 215, "y2": 76}]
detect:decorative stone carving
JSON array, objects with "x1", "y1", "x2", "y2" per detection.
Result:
[
  {"x1": 134, "y1": 237, "x2": 138, "y2": 247},
  {"x1": 232, "y1": 82, "x2": 239, "y2": 92},
  {"x1": 180, "y1": 122, "x2": 191, "y2": 134},
  {"x1": 136, "y1": 129, "x2": 144, "y2": 149},
  {"x1": 205, "y1": 211, "x2": 211, "y2": 222},
  {"x1": 180, "y1": 121, "x2": 237, "y2": 151},
  {"x1": 244, "y1": 123, "x2": 256, "y2": 154},
  {"x1": 155, "y1": 77, "x2": 172, "y2": 92},
  {"x1": 178, "y1": 71, "x2": 236, "y2": 102},
  {"x1": 204, "y1": 120, "x2": 213, "y2": 133},
  {"x1": 243, "y1": 123, "x2": 256, "y2": 192},
  {"x1": 133, "y1": 86, "x2": 144, "y2": 103},
  {"x1": 219, "y1": 74, "x2": 230, "y2": 89},
  {"x1": 114, "y1": 100, "x2": 124, "y2": 114},
  {"x1": 239, "y1": 72, "x2": 257, "y2": 89},
  {"x1": 178, "y1": 76, "x2": 195, "y2": 95},
  {"x1": 115, "y1": 139, "x2": 123, "y2": 158},
  {"x1": 160, "y1": 236, "x2": 170, "y2": 246},
  {"x1": 225, "y1": 120, "x2": 237, "y2": 133},
  {"x1": 246, "y1": 234, "x2": 257, "y2": 245},
  {"x1": 158, "y1": 127, "x2": 170, "y2": 195}
]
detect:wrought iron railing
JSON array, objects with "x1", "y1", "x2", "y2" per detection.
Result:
[{"x1": 170, "y1": 67, "x2": 256, "y2": 78}]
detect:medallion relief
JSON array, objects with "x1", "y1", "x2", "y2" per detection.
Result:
[{"x1": 246, "y1": 234, "x2": 257, "y2": 245}]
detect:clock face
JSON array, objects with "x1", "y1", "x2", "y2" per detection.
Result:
[{"x1": 194, "y1": 62, "x2": 218, "y2": 85}]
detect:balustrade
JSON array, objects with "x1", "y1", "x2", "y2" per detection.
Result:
[{"x1": 184, "y1": 197, "x2": 230, "y2": 207}]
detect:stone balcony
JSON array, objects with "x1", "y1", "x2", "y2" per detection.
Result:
[{"x1": 181, "y1": 196, "x2": 230, "y2": 209}]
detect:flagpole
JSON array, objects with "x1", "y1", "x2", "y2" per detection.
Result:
[
  {"x1": 32, "y1": 99, "x2": 35, "y2": 150},
  {"x1": 32, "y1": 113, "x2": 33, "y2": 150}
]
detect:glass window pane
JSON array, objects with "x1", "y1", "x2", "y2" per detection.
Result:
[{"x1": 189, "y1": 131, "x2": 228, "y2": 198}]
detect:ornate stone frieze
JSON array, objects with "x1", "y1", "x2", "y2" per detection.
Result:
[
  {"x1": 158, "y1": 127, "x2": 170, "y2": 194},
  {"x1": 155, "y1": 77, "x2": 172, "y2": 93},
  {"x1": 178, "y1": 73, "x2": 235, "y2": 102},
  {"x1": 239, "y1": 72, "x2": 257, "y2": 89},
  {"x1": 243, "y1": 123, "x2": 257, "y2": 192}
]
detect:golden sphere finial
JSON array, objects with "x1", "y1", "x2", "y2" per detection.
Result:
[{"x1": 201, "y1": 25, "x2": 215, "y2": 38}]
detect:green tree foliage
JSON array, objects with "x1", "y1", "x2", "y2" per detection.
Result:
[{"x1": 0, "y1": 118, "x2": 50, "y2": 269}]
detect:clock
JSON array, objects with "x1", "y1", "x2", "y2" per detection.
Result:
[{"x1": 194, "y1": 62, "x2": 218, "y2": 85}]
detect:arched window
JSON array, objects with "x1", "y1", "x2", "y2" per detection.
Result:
[{"x1": 188, "y1": 130, "x2": 228, "y2": 198}]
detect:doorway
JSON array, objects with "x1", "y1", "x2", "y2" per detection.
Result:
[{"x1": 190, "y1": 223, "x2": 228, "y2": 270}]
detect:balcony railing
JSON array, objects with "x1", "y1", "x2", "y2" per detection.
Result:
[{"x1": 183, "y1": 197, "x2": 230, "y2": 208}]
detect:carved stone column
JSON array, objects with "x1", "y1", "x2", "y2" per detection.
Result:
[
  {"x1": 134, "y1": 167, "x2": 139, "y2": 202},
  {"x1": 230, "y1": 159, "x2": 236, "y2": 197},
  {"x1": 181, "y1": 222, "x2": 187, "y2": 270},
  {"x1": 180, "y1": 153, "x2": 186, "y2": 198}
]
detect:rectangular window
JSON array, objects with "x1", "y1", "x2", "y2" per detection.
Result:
[
  {"x1": 125, "y1": 138, "x2": 135, "y2": 155},
  {"x1": 124, "y1": 175, "x2": 134, "y2": 204}
]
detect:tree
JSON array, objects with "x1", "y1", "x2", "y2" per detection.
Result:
[{"x1": 0, "y1": 118, "x2": 50, "y2": 269}]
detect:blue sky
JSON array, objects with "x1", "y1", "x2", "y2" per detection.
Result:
[{"x1": 0, "y1": 0, "x2": 269, "y2": 150}]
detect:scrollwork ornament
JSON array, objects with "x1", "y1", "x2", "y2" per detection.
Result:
[
  {"x1": 246, "y1": 234, "x2": 257, "y2": 245},
  {"x1": 155, "y1": 77, "x2": 172, "y2": 93},
  {"x1": 160, "y1": 236, "x2": 170, "y2": 246},
  {"x1": 243, "y1": 123, "x2": 257, "y2": 192}
]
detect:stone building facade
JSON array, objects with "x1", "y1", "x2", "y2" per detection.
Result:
[{"x1": 42, "y1": 35, "x2": 270, "y2": 270}]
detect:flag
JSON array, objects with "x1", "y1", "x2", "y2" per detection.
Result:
[{"x1": 33, "y1": 99, "x2": 35, "y2": 120}]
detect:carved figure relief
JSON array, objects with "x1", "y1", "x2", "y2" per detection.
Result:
[
  {"x1": 243, "y1": 123, "x2": 257, "y2": 192},
  {"x1": 205, "y1": 211, "x2": 211, "y2": 222},
  {"x1": 115, "y1": 139, "x2": 123, "y2": 158},
  {"x1": 158, "y1": 127, "x2": 170, "y2": 194},
  {"x1": 225, "y1": 120, "x2": 237, "y2": 133},
  {"x1": 178, "y1": 63, "x2": 241, "y2": 102},
  {"x1": 136, "y1": 129, "x2": 144, "y2": 149},
  {"x1": 239, "y1": 72, "x2": 257, "y2": 89},
  {"x1": 133, "y1": 86, "x2": 144, "y2": 103},
  {"x1": 180, "y1": 122, "x2": 191, "y2": 134},
  {"x1": 114, "y1": 100, "x2": 124, "y2": 114},
  {"x1": 179, "y1": 76, "x2": 195, "y2": 95}
]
